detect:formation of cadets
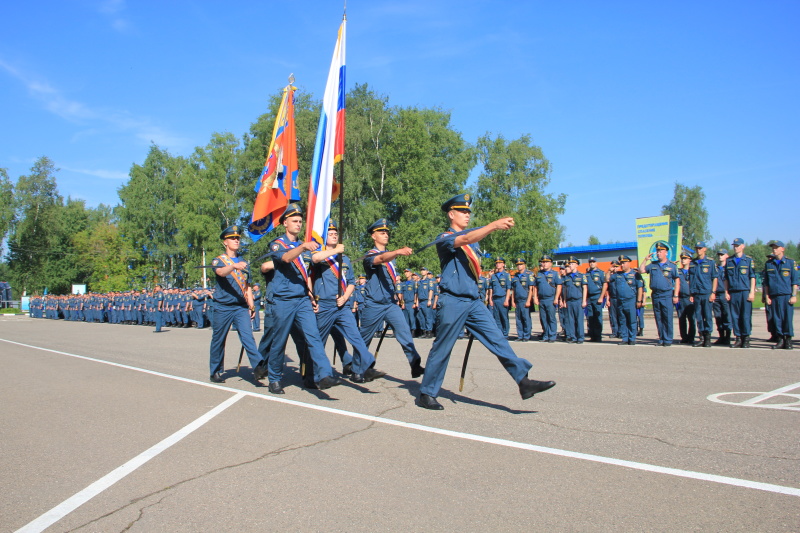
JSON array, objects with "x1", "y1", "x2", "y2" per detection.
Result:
[
  {"x1": 28, "y1": 239, "x2": 797, "y2": 354},
  {"x1": 26, "y1": 200, "x2": 797, "y2": 410},
  {"x1": 28, "y1": 287, "x2": 217, "y2": 329}
]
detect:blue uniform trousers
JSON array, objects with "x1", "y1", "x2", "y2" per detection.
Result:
[
  {"x1": 402, "y1": 305, "x2": 416, "y2": 332},
  {"x1": 608, "y1": 301, "x2": 618, "y2": 336},
  {"x1": 491, "y1": 296, "x2": 510, "y2": 336},
  {"x1": 678, "y1": 297, "x2": 696, "y2": 342},
  {"x1": 514, "y1": 298, "x2": 531, "y2": 340},
  {"x1": 586, "y1": 297, "x2": 603, "y2": 340},
  {"x1": 651, "y1": 291, "x2": 674, "y2": 344},
  {"x1": 713, "y1": 294, "x2": 731, "y2": 332},
  {"x1": 316, "y1": 301, "x2": 374, "y2": 375},
  {"x1": 770, "y1": 295, "x2": 794, "y2": 336},
  {"x1": 265, "y1": 297, "x2": 334, "y2": 383},
  {"x1": 728, "y1": 290, "x2": 752, "y2": 336},
  {"x1": 208, "y1": 304, "x2": 261, "y2": 376},
  {"x1": 418, "y1": 301, "x2": 433, "y2": 331},
  {"x1": 420, "y1": 294, "x2": 532, "y2": 398},
  {"x1": 154, "y1": 310, "x2": 163, "y2": 332},
  {"x1": 693, "y1": 293, "x2": 714, "y2": 334},
  {"x1": 615, "y1": 298, "x2": 637, "y2": 342},
  {"x1": 565, "y1": 299, "x2": 584, "y2": 342},
  {"x1": 251, "y1": 306, "x2": 261, "y2": 331},
  {"x1": 359, "y1": 301, "x2": 422, "y2": 367},
  {"x1": 539, "y1": 298, "x2": 558, "y2": 341}
]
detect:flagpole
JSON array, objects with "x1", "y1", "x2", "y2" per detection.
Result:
[{"x1": 337, "y1": 161, "x2": 344, "y2": 297}]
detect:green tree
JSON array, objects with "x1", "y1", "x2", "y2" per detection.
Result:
[
  {"x1": 474, "y1": 133, "x2": 565, "y2": 265},
  {"x1": 662, "y1": 183, "x2": 710, "y2": 247},
  {"x1": 7, "y1": 157, "x2": 64, "y2": 294},
  {"x1": 588, "y1": 235, "x2": 601, "y2": 245},
  {"x1": 0, "y1": 168, "x2": 13, "y2": 256},
  {"x1": 118, "y1": 145, "x2": 187, "y2": 287}
]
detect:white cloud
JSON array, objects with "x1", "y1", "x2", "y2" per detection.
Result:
[
  {"x1": 60, "y1": 165, "x2": 128, "y2": 181},
  {"x1": 97, "y1": 0, "x2": 130, "y2": 33},
  {"x1": 0, "y1": 57, "x2": 191, "y2": 151}
]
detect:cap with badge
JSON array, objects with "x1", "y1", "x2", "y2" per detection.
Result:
[
  {"x1": 588, "y1": 257, "x2": 597, "y2": 262},
  {"x1": 495, "y1": 257, "x2": 505, "y2": 264},
  {"x1": 327, "y1": 220, "x2": 338, "y2": 231},
  {"x1": 220, "y1": 225, "x2": 241, "y2": 240},
  {"x1": 515, "y1": 257, "x2": 526, "y2": 265},
  {"x1": 695, "y1": 241, "x2": 708, "y2": 249},
  {"x1": 441, "y1": 193, "x2": 472, "y2": 212},
  {"x1": 368, "y1": 218, "x2": 391, "y2": 234},
  {"x1": 567, "y1": 256, "x2": 580, "y2": 264},
  {"x1": 540, "y1": 255, "x2": 553, "y2": 262},
  {"x1": 680, "y1": 252, "x2": 691, "y2": 259},
  {"x1": 717, "y1": 249, "x2": 728, "y2": 255},
  {"x1": 732, "y1": 238, "x2": 744, "y2": 246},
  {"x1": 279, "y1": 203, "x2": 303, "y2": 223},
  {"x1": 655, "y1": 241, "x2": 669, "y2": 251},
  {"x1": 768, "y1": 240, "x2": 785, "y2": 248},
  {"x1": 619, "y1": 255, "x2": 631, "y2": 262}
]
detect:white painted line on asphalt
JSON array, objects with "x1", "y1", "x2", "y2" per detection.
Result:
[
  {"x1": 707, "y1": 382, "x2": 800, "y2": 412},
  {"x1": 4, "y1": 338, "x2": 800, "y2": 503},
  {"x1": 15, "y1": 392, "x2": 246, "y2": 533}
]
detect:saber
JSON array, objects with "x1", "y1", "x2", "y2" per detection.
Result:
[
  {"x1": 373, "y1": 323, "x2": 390, "y2": 360},
  {"x1": 236, "y1": 345, "x2": 245, "y2": 372},
  {"x1": 459, "y1": 333, "x2": 475, "y2": 392}
]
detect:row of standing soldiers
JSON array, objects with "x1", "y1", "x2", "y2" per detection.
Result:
[{"x1": 28, "y1": 288, "x2": 218, "y2": 329}]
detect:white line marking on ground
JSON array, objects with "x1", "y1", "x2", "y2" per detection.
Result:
[
  {"x1": 14, "y1": 392, "x2": 245, "y2": 533},
  {"x1": 707, "y1": 382, "x2": 800, "y2": 412},
  {"x1": 4, "y1": 337, "x2": 800, "y2": 505}
]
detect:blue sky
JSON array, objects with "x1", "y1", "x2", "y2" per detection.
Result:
[{"x1": 1, "y1": 1, "x2": 797, "y2": 247}]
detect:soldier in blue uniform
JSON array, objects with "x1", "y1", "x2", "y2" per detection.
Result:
[
  {"x1": 251, "y1": 283, "x2": 262, "y2": 332},
  {"x1": 417, "y1": 194, "x2": 555, "y2": 410},
  {"x1": 353, "y1": 275, "x2": 366, "y2": 327},
  {"x1": 723, "y1": 238, "x2": 756, "y2": 348},
  {"x1": 511, "y1": 258, "x2": 534, "y2": 341},
  {"x1": 255, "y1": 205, "x2": 341, "y2": 392},
  {"x1": 561, "y1": 257, "x2": 587, "y2": 343},
  {"x1": 153, "y1": 285, "x2": 165, "y2": 332},
  {"x1": 312, "y1": 220, "x2": 386, "y2": 384},
  {"x1": 677, "y1": 253, "x2": 695, "y2": 344},
  {"x1": 762, "y1": 240, "x2": 798, "y2": 350},
  {"x1": 359, "y1": 218, "x2": 425, "y2": 378},
  {"x1": 639, "y1": 242, "x2": 680, "y2": 346},
  {"x1": 532, "y1": 255, "x2": 562, "y2": 342},
  {"x1": 400, "y1": 269, "x2": 417, "y2": 336},
  {"x1": 689, "y1": 241, "x2": 718, "y2": 347},
  {"x1": 712, "y1": 249, "x2": 732, "y2": 345},
  {"x1": 207, "y1": 225, "x2": 263, "y2": 384},
  {"x1": 585, "y1": 257, "x2": 606, "y2": 342},
  {"x1": 416, "y1": 267, "x2": 435, "y2": 338},
  {"x1": 488, "y1": 258, "x2": 512, "y2": 337},
  {"x1": 607, "y1": 255, "x2": 642, "y2": 345}
]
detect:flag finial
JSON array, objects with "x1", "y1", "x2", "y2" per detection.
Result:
[{"x1": 288, "y1": 73, "x2": 295, "y2": 85}]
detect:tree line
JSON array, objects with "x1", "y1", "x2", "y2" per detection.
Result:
[{"x1": 0, "y1": 83, "x2": 566, "y2": 296}]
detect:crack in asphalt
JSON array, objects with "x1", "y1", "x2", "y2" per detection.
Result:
[
  {"x1": 65, "y1": 423, "x2": 375, "y2": 532},
  {"x1": 532, "y1": 416, "x2": 800, "y2": 461}
]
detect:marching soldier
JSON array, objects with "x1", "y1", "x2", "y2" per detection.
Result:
[
  {"x1": 418, "y1": 194, "x2": 555, "y2": 410},
  {"x1": 207, "y1": 225, "x2": 262, "y2": 383}
]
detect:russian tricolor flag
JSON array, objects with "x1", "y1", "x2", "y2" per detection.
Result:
[{"x1": 306, "y1": 18, "x2": 346, "y2": 246}]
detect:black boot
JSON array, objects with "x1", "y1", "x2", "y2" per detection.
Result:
[
  {"x1": 785, "y1": 336, "x2": 793, "y2": 350},
  {"x1": 713, "y1": 331, "x2": 726, "y2": 345},
  {"x1": 772, "y1": 336, "x2": 785, "y2": 350},
  {"x1": 702, "y1": 333, "x2": 712, "y2": 347},
  {"x1": 742, "y1": 335, "x2": 750, "y2": 348},
  {"x1": 731, "y1": 335, "x2": 743, "y2": 348},
  {"x1": 693, "y1": 335, "x2": 704, "y2": 347}
]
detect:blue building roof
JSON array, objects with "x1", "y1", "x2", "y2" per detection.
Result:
[{"x1": 554, "y1": 242, "x2": 637, "y2": 254}]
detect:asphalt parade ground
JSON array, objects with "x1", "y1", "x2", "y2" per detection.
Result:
[{"x1": 1, "y1": 313, "x2": 798, "y2": 532}]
